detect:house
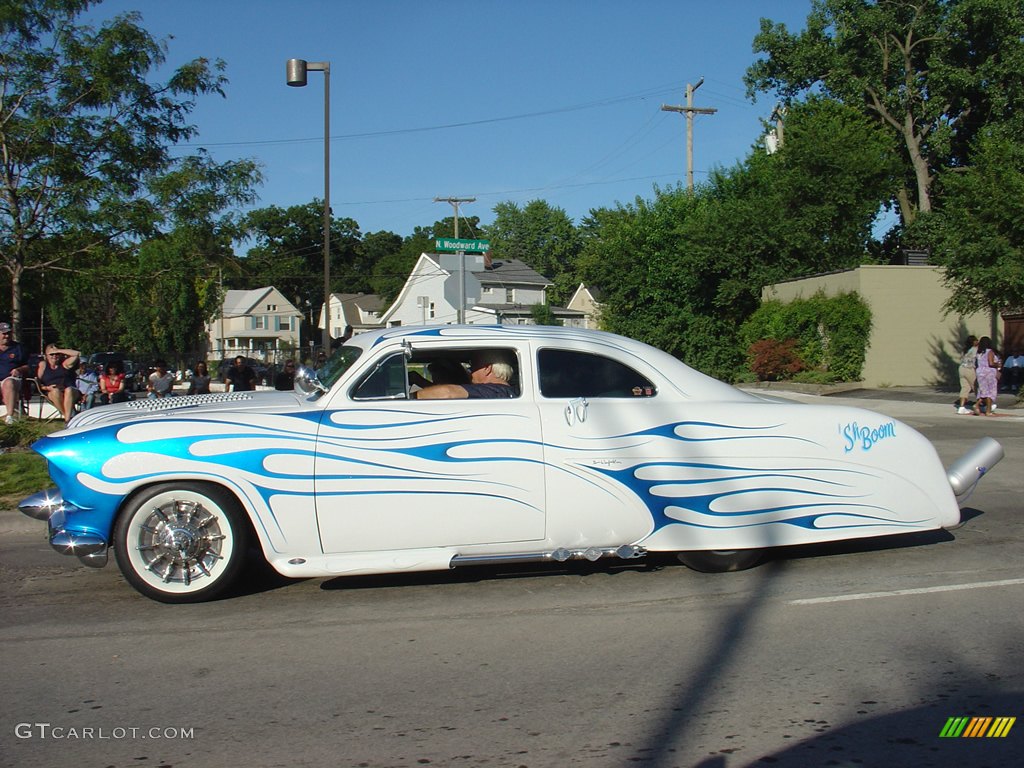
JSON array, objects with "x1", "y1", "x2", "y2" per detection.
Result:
[
  {"x1": 319, "y1": 292, "x2": 385, "y2": 338},
  {"x1": 206, "y1": 287, "x2": 303, "y2": 364},
  {"x1": 379, "y1": 253, "x2": 584, "y2": 327},
  {"x1": 566, "y1": 283, "x2": 603, "y2": 329},
  {"x1": 762, "y1": 265, "x2": 998, "y2": 388}
]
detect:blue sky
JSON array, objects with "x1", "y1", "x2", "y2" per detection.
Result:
[{"x1": 82, "y1": 0, "x2": 812, "y2": 239}]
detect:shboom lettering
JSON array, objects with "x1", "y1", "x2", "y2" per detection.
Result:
[{"x1": 842, "y1": 420, "x2": 896, "y2": 453}]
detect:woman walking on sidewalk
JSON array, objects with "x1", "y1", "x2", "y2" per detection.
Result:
[
  {"x1": 957, "y1": 335, "x2": 978, "y2": 414},
  {"x1": 973, "y1": 336, "x2": 999, "y2": 416}
]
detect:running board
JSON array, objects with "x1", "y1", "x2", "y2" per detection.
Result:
[{"x1": 450, "y1": 544, "x2": 646, "y2": 568}]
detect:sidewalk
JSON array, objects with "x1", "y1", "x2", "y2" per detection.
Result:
[{"x1": 740, "y1": 382, "x2": 1022, "y2": 416}]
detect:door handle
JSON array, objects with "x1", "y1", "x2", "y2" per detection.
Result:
[{"x1": 564, "y1": 397, "x2": 589, "y2": 425}]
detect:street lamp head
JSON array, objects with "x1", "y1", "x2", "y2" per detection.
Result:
[{"x1": 286, "y1": 58, "x2": 308, "y2": 87}]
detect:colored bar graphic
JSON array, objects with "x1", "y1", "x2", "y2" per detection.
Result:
[
  {"x1": 964, "y1": 717, "x2": 992, "y2": 737},
  {"x1": 940, "y1": 717, "x2": 969, "y2": 737},
  {"x1": 940, "y1": 716, "x2": 1015, "y2": 738},
  {"x1": 989, "y1": 717, "x2": 1016, "y2": 738}
]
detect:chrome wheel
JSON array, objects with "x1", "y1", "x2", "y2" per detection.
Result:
[{"x1": 114, "y1": 483, "x2": 248, "y2": 603}]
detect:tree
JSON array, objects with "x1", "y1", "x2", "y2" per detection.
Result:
[
  {"x1": 240, "y1": 201, "x2": 368, "y2": 312},
  {"x1": 45, "y1": 151, "x2": 258, "y2": 359},
  {"x1": 487, "y1": 200, "x2": 581, "y2": 304},
  {"x1": 576, "y1": 97, "x2": 895, "y2": 380},
  {"x1": 907, "y1": 126, "x2": 1024, "y2": 315},
  {"x1": 1, "y1": 0, "x2": 257, "y2": 336},
  {"x1": 369, "y1": 226, "x2": 432, "y2": 305},
  {"x1": 745, "y1": 0, "x2": 1024, "y2": 227}
]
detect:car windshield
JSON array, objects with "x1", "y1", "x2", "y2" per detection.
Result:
[{"x1": 317, "y1": 345, "x2": 363, "y2": 389}]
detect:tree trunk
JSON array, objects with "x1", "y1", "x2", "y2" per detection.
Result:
[
  {"x1": 9, "y1": 266, "x2": 22, "y2": 339},
  {"x1": 902, "y1": 112, "x2": 932, "y2": 221}
]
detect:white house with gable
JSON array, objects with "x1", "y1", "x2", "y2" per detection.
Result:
[
  {"x1": 206, "y1": 287, "x2": 302, "y2": 363},
  {"x1": 379, "y1": 253, "x2": 584, "y2": 327},
  {"x1": 318, "y1": 292, "x2": 385, "y2": 338}
]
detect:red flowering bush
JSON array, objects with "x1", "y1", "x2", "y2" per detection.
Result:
[{"x1": 747, "y1": 338, "x2": 806, "y2": 381}]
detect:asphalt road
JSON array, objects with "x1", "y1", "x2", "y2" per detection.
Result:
[{"x1": 1, "y1": 392, "x2": 1021, "y2": 768}]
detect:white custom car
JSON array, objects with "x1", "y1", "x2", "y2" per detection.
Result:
[{"x1": 20, "y1": 325, "x2": 1003, "y2": 602}]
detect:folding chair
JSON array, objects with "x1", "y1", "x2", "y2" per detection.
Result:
[{"x1": 26, "y1": 378, "x2": 62, "y2": 422}]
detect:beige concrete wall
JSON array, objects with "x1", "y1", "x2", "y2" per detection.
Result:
[{"x1": 762, "y1": 266, "x2": 994, "y2": 387}]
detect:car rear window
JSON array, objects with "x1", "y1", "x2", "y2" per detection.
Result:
[{"x1": 537, "y1": 348, "x2": 656, "y2": 398}]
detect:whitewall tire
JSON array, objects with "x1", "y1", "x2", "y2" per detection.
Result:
[{"x1": 113, "y1": 483, "x2": 249, "y2": 603}]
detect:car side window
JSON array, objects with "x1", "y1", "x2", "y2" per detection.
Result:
[
  {"x1": 351, "y1": 353, "x2": 409, "y2": 400},
  {"x1": 537, "y1": 349, "x2": 656, "y2": 398}
]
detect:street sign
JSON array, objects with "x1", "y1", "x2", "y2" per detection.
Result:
[{"x1": 434, "y1": 238, "x2": 490, "y2": 253}]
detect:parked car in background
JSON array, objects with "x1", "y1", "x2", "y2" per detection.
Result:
[{"x1": 22, "y1": 325, "x2": 1002, "y2": 603}]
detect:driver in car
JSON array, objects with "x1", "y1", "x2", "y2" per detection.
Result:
[{"x1": 414, "y1": 350, "x2": 515, "y2": 399}]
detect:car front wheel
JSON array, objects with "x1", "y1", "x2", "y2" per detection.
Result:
[
  {"x1": 676, "y1": 549, "x2": 763, "y2": 573},
  {"x1": 113, "y1": 483, "x2": 249, "y2": 603}
]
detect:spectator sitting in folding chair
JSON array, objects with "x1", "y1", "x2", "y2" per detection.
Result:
[
  {"x1": 75, "y1": 361, "x2": 101, "y2": 411},
  {"x1": 1, "y1": 321, "x2": 31, "y2": 425},
  {"x1": 36, "y1": 343, "x2": 81, "y2": 422}
]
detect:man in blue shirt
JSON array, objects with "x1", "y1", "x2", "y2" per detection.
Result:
[
  {"x1": 1, "y1": 322, "x2": 30, "y2": 424},
  {"x1": 414, "y1": 350, "x2": 516, "y2": 400}
]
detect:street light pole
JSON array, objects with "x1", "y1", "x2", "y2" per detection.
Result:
[{"x1": 286, "y1": 58, "x2": 332, "y2": 352}]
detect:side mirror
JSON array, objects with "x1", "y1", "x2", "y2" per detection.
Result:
[{"x1": 294, "y1": 365, "x2": 327, "y2": 396}]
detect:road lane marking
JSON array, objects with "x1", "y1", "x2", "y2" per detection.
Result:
[{"x1": 789, "y1": 578, "x2": 1024, "y2": 605}]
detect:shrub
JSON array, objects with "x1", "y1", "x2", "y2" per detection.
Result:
[
  {"x1": 740, "y1": 291, "x2": 871, "y2": 382},
  {"x1": 747, "y1": 338, "x2": 806, "y2": 381}
]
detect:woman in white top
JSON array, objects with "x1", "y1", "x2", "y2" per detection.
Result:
[{"x1": 956, "y1": 335, "x2": 978, "y2": 414}]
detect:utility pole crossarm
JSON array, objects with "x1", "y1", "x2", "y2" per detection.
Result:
[
  {"x1": 434, "y1": 196, "x2": 476, "y2": 324},
  {"x1": 661, "y1": 77, "x2": 718, "y2": 192}
]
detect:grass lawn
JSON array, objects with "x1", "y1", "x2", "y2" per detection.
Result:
[{"x1": 1, "y1": 421, "x2": 62, "y2": 506}]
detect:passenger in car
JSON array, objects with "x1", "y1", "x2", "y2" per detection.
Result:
[
  {"x1": 414, "y1": 350, "x2": 515, "y2": 399},
  {"x1": 408, "y1": 358, "x2": 470, "y2": 393}
]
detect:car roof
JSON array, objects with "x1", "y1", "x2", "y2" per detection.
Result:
[{"x1": 345, "y1": 325, "x2": 753, "y2": 402}]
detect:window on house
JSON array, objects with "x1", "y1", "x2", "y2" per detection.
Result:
[
  {"x1": 505, "y1": 288, "x2": 514, "y2": 303},
  {"x1": 537, "y1": 349, "x2": 657, "y2": 399},
  {"x1": 266, "y1": 304, "x2": 277, "y2": 311},
  {"x1": 254, "y1": 316, "x2": 266, "y2": 329}
]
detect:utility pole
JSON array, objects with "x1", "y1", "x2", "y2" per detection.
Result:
[
  {"x1": 434, "y1": 196, "x2": 476, "y2": 323},
  {"x1": 661, "y1": 78, "x2": 717, "y2": 192},
  {"x1": 771, "y1": 103, "x2": 785, "y2": 149},
  {"x1": 433, "y1": 196, "x2": 476, "y2": 238}
]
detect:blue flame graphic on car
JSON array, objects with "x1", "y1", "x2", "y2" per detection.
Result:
[{"x1": 37, "y1": 409, "x2": 918, "y2": 545}]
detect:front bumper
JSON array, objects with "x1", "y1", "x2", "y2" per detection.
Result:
[{"x1": 19, "y1": 489, "x2": 109, "y2": 568}]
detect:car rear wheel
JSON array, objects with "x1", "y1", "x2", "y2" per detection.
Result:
[
  {"x1": 113, "y1": 483, "x2": 249, "y2": 603},
  {"x1": 676, "y1": 549, "x2": 763, "y2": 573}
]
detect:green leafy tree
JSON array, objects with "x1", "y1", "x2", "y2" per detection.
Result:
[
  {"x1": 487, "y1": 200, "x2": 581, "y2": 304},
  {"x1": 240, "y1": 201, "x2": 368, "y2": 312},
  {"x1": 1, "y1": 0, "x2": 256, "y2": 336},
  {"x1": 577, "y1": 97, "x2": 893, "y2": 380},
  {"x1": 745, "y1": 0, "x2": 1024, "y2": 227},
  {"x1": 907, "y1": 126, "x2": 1024, "y2": 315},
  {"x1": 529, "y1": 303, "x2": 562, "y2": 326},
  {"x1": 369, "y1": 226, "x2": 434, "y2": 305},
  {"x1": 47, "y1": 152, "x2": 258, "y2": 358}
]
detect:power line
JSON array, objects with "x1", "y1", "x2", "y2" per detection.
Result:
[{"x1": 178, "y1": 81, "x2": 694, "y2": 149}]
